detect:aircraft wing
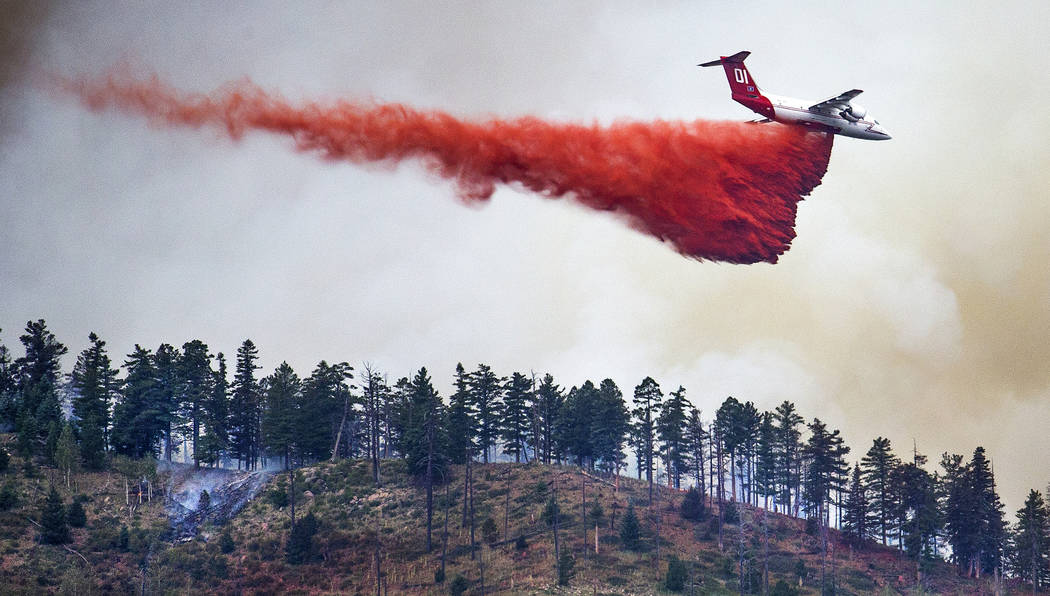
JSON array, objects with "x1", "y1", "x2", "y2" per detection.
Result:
[{"x1": 808, "y1": 89, "x2": 863, "y2": 113}]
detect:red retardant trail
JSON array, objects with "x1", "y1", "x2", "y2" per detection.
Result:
[{"x1": 68, "y1": 74, "x2": 834, "y2": 264}]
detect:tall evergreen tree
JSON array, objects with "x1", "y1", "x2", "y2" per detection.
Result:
[
  {"x1": 533, "y1": 374, "x2": 563, "y2": 465},
  {"x1": 15, "y1": 320, "x2": 67, "y2": 448},
  {"x1": 842, "y1": 464, "x2": 870, "y2": 548},
  {"x1": 396, "y1": 368, "x2": 447, "y2": 552},
  {"x1": 895, "y1": 449, "x2": 940, "y2": 562},
  {"x1": 656, "y1": 386, "x2": 690, "y2": 489},
  {"x1": 197, "y1": 352, "x2": 229, "y2": 466},
  {"x1": 229, "y1": 339, "x2": 262, "y2": 470},
  {"x1": 969, "y1": 446, "x2": 1006, "y2": 577},
  {"x1": 500, "y1": 372, "x2": 533, "y2": 462},
  {"x1": 54, "y1": 422, "x2": 80, "y2": 488},
  {"x1": 468, "y1": 364, "x2": 503, "y2": 463},
  {"x1": 0, "y1": 329, "x2": 17, "y2": 425},
  {"x1": 153, "y1": 343, "x2": 181, "y2": 462},
  {"x1": 685, "y1": 408, "x2": 707, "y2": 499},
  {"x1": 754, "y1": 411, "x2": 778, "y2": 510},
  {"x1": 112, "y1": 345, "x2": 164, "y2": 458},
  {"x1": 773, "y1": 401, "x2": 804, "y2": 516},
  {"x1": 556, "y1": 381, "x2": 599, "y2": 467},
  {"x1": 68, "y1": 332, "x2": 119, "y2": 469},
  {"x1": 177, "y1": 340, "x2": 213, "y2": 467},
  {"x1": 299, "y1": 361, "x2": 353, "y2": 460},
  {"x1": 261, "y1": 362, "x2": 301, "y2": 469},
  {"x1": 591, "y1": 379, "x2": 630, "y2": 478},
  {"x1": 802, "y1": 418, "x2": 849, "y2": 525},
  {"x1": 1010, "y1": 489, "x2": 1050, "y2": 590},
  {"x1": 715, "y1": 397, "x2": 745, "y2": 502},
  {"x1": 632, "y1": 376, "x2": 662, "y2": 504},
  {"x1": 861, "y1": 437, "x2": 900, "y2": 545}
]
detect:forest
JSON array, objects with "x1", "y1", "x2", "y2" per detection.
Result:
[{"x1": 1, "y1": 317, "x2": 1048, "y2": 593}]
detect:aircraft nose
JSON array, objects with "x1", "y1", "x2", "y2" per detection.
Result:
[{"x1": 876, "y1": 126, "x2": 892, "y2": 140}]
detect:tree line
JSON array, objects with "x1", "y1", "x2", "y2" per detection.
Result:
[{"x1": 0, "y1": 319, "x2": 1047, "y2": 590}]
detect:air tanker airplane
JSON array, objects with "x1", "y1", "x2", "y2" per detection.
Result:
[{"x1": 700, "y1": 51, "x2": 891, "y2": 140}]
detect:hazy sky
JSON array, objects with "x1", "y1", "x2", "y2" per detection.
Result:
[{"x1": 2, "y1": 1, "x2": 1048, "y2": 512}]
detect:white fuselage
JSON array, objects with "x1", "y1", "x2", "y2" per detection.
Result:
[{"x1": 763, "y1": 93, "x2": 891, "y2": 140}]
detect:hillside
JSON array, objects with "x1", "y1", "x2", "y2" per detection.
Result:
[{"x1": 0, "y1": 446, "x2": 1031, "y2": 594}]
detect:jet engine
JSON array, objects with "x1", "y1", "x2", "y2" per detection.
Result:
[{"x1": 841, "y1": 103, "x2": 867, "y2": 122}]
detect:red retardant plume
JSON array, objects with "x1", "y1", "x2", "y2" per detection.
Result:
[{"x1": 67, "y1": 74, "x2": 833, "y2": 264}]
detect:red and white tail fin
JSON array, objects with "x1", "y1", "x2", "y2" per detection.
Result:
[
  {"x1": 699, "y1": 51, "x2": 774, "y2": 119},
  {"x1": 699, "y1": 51, "x2": 760, "y2": 97}
]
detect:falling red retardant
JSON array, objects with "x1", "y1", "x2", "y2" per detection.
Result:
[{"x1": 67, "y1": 73, "x2": 834, "y2": 264}]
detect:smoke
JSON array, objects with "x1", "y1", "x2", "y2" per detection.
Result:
[{"x1": 64, "y1": 72, "x2": 833, "y2": 264}]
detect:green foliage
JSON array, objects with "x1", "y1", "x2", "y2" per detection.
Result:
[
  {"x1": 66, "y1": 499, "x2": 87, "y2": 528},
  {"x1": 515, "y1": 533, "x2": 527, "y2": 550},
  {"x1": 620, "y1": 503, "x2": 641, "y2": 551},
  {"x1": 198, "y1": 489, "x2": 211, "y2": 511},
  {"x1": 433, "y1": 567, "x2": 445, "y2": 584},
  {"x1": 0, "y1": 445, "x2": 8, "y2": 473},
  {"x1": 267, "y1": 486, "x2": 289, "y2": 509},
  {"x1": 118, "y1": 525, "x2": 130, "y2": 551},
  {"x1": 481, "y1": 516, "x2": 499, "y2": 544},
  {"x1": 771, "y1": 579, "x2": 800, "y2": 596},
  {"x1": 40, "y1": 486, "x2": 70, "y2": 544},
  {"x1": 722, "y1": 500, "x2": 739, "y2": 524},
  {"x1": 286, "y1": 511, "x2": 319, "y2": 564},
  {"x1": 557, "y1": 550, "x2": 575, "y2": 586},
  {"x1": 681, "y1": 486, "x2": 705, "y2": 521},
  {"x1": 448, "y1": 574, "x2": 469, "y2": 596},
  {"x1": 0, "y1": 481, "x2": 18, "y2": 510},
  {"x1": 219, "y1": 529, "x2": 236, "y2": 554},
  {"x1": 665, "y1": 555, "x2": 688, "y2": 592}
]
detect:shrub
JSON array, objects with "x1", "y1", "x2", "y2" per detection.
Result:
[
  {"x1": 557, "y1": 551, "x2": 575, "y2": 586},
  {"x1": 219, "y1": 529, "x2": 235, "y2": 554},
  {"x1": 620, "y1": 504, "x2": 641, "y2": 551},
  {"x1": 0, "y1": 482, "x2": 18, "y2": 511},
  {"x1": 665, "y1": 555, "x2": 688, "y2": 592},
  {"x1": 268, "y1": 487, "x2": 289, "y2": 509},
  {"x1": 680, "y1": 486, "x2": 705, "y2": 521},
  {"x1": 286, "y1": 512, "x2": 319, "y2": 564},
  {"x1": 515, "y1": 534, "x2": 527, "y2": 550},
  {"x1": 118, "y1": 526, "x2": 130, "y2": 551},
  {"x1": 40, "y1": 487, "x2": 70, "y2": 544},
  {"x1": 434, "y1": 567, "x2": 445, "y2": 584},
  {"x1": 481, "y1": 517, "x2": 499, "y2": 544},
  {"x1": 771, "y1": 579, "x2": 800, "y2": 596},
  {"x1": 198, "y1": 490, "x2": 211, "y2": 511},
  {"x1": 722, "y1": 500, "x2": 739, "y2": 524},
  {"x1": 66, "y1": 499, "x2": 87, "y2": 528},
  {"x1": 448, "y1": 574, "x2": 469, "y2": 596},
  {"x1": 0, "y1": 446, "x2": 9, "y2": 473}
]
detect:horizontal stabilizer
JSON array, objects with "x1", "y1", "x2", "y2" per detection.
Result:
[{"x1": 698, "y1": 50, "x2": 750, "y2": 67}]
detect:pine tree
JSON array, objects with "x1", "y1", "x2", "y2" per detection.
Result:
[
  {"x1": 861, "y1": 437, "x2": 899, "y2": 545},
  {"x1": 620, "y1": 503, "x2": 641, "y2": 551},
  {"x1": 685, "y1": 409, "x2": 707, "y2": 499},
  {"x1": 556, "y1": 381, "x2": 599, "y2": 467},
  {"x1": 500, "y1": 371, "x2": 533, "y2": 462},
  {"x1": 681, "y1": 486, "x2": 705, "y2": 521},
  {"x1": 969, "y1": 446, "x2": 1006, "y2": 577},
  {"x1": 195, "y1": 352, "x2": 229, "y2": 466},
  {"x1": 657, "y1": 386, "x2": 690, "y2": 489},
  {"x1": 1011, "y1": 489, "x2": 1050, "y2": 589},
  {"x1": 153, "y1": 343, "x2": 181, "y2": 461},
  {"x1": 468, "y1": 364, "x2": 503, "y2": 463},
  {"x1": 591, "y1": 379, "x2": 629, "y2": 478},
  {"x1": 842, "y1": 464, "x2": 869, "y2": 548},
  {"x1": 533, "y1": 374, "x2": 563, "y2": 465},
  {"x1": 40, "y1": 486, "x2": 70, "y2": 544},
  {"x1": 632, "y1": 377, "x2": 663, "y2": 504},
  {"x1": 229, "y1": 339, "x2": 261, "y2": 470},
  {"x1": 261, "y1": 362, "x2": 301, "y2": 469},
  {"x1": 773, "y1": 401, "x2": 803, "y2": 516},
  {"x1": 15, "y1": 320, "x2": 67, "y2": 448},
  {"x1": 0, "y1": 329, "x2": 17, "y2": 426},
  {"x1": 66, "y1": 498, "x2": 87, "y2": 528},
  {"x1": 286, "y1": 510, "x2": 318, "y2": 564},
  {"x1": 299, "y1": 361, "x2": 353, "y2": 460},
  {"x1": 177, "y1": 340, "x2": 213, "y2": 467},
  {"x1": 754, "y1": 411, "x2": 778, "y2": 510},
  {"x1": 69, "y1": 332, "x2": 118, "y2": 470},
  {"x1": 112, "y1": 345, "x2": 165, "y2": 458},
  {"x1": 396, "y1": 368, "x2": 446, "y2": 552},
  {"x1": 895, "y1": 449, "x2": 939, "y2": 562}
]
